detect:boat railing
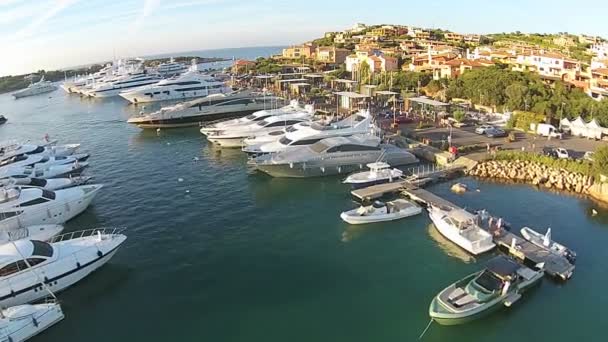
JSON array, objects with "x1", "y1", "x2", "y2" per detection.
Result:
[{"x1": 48, "y1": 227, "x2": 125, "y2": 243}]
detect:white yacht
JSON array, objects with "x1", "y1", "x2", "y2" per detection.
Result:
[
  {"x1": 119, "y1": 69, "x2": 231, "y2": 104},
  {"x1": 127, "y1": 91, "x2": 284, "y2": 128},
  {"x1": 205, "y1": 113, "x2": 314, "y2": 148},
  {"x1": 1, "y1": 143, "x2": 80, "y2": 161},
  {"x1": 427, "y1": 205, "x2": 496, "y2": 255},
  {"x1": 0, "y1": 154, "x2": 89, "y2": 174},
  {"x1": 12, "y1": 77, "x2": 57, "y2": 99},
  {"x1": 0, "y1": 225, "x2": 64, "y2": 246},
  {"x1": 0, "y1": 184, "x2": 102, "y2": 227},
  {"x1": 0, "y1": 228, "x2": 126, "y2": 307},
  {"x1": 343, "y1": 162, "x2": 403, "y2": 189},
  {"x1": 242, "y1": 110, "x2": 374, "y2": 155},
  {"x1": 340, "y1": 199, "x2": 422, "y2": 224},
  {"x1": 0, "y1": 302, "x2": 64, "y2": 341},
  {"x1": 85, "y1": 72, "x2": 162, "y2": 98},
  {"x1": 200, "y1": 100, "x2": 311, "y2": 134},
  {"x1": 0, "y1": 162, "x2": 89, "y2": 180},
  {"x1": 156, "y1": 58, "x2": 188, "y2": 77},
  {"x1": 251, "y1": 135, "x2": 418, "y2": 178},
  {"x1": 61, "y1": 63, "x2": 114, "y2": 93},
  {"x1": 1, "y1": 176, "x2": 91, "y2": 191}
]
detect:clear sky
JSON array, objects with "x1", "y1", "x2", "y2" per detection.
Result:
[{"x1": 1, "y1": 0, "x2": 607, "y2": 76}]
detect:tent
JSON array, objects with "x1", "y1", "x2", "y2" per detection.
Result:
[
  {"x1": 569, "y1": 117, "x2": 589, "y2": 137},
  {"x1": 562, "y1": 117, "x2": 606, "y2": 139}
]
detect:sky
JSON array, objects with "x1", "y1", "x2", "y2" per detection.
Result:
[{"x1": 1, "y1": 0, "x2": 608, "y2": 76}]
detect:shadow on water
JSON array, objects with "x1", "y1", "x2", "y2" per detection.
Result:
[{"x1": 425, "y1": 223, "x2": 476, "y2": 264}]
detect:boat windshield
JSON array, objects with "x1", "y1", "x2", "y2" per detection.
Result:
[
  {"x1": 286, "y1": 126, "x2": 299, "y2": 132},
  {"x1": 279, "y1": 137, "x2": 292, "y2": 145},
  {"x1": 472, "y1": 270, "x2": 503, "y2": 293},
  {"x1": 310, "y1": 141, "x2": 330, "y2": 153},
  {"x1": 269, "y1": 131, "x2": 284, "y2": 136},
  {"x1": 257, "y1": 120, "x2": 269, "y2": 127}
]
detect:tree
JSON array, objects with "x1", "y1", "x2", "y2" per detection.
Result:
[
  {"x1": 594, "y1": 145, "x2": 608, "y2": 176},
  {"x1": 358, "y1": 60, "x2": 371, "y2": 86},
  {"x1": 453, "y1": 109, "x2": 466, "y2": 122}
]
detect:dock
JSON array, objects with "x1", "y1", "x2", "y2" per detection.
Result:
[{"x1": 494, "y1": 231, "x2": 575, "y2": 280}]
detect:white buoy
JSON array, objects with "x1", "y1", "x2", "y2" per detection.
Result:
[
  {"x1": 178, "y1": 178, "x2": 184, "y2": 182},
  {"x1": 156, "y1": 128, "x2": 161, "y2": 136},
  {"x1": 592, "y1": 209, "x2": 598, "y2": 216},
  {"x1": 193, "y1": 157, "x2": 200, "y2": 161}
]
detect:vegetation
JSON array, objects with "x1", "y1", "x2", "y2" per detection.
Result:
[
  {"x1": 313, "y1": 35, "x2": 335, "y2": 46},
  {"x1": 453, "y1": 109, "x2": 465, "y2": 122},
  {"x1": 594, "y1": 145, "x2": 608, "y2": 176},
  {"x1": 0, "y1": 65, "x2": 105, "y2": 94},
  {"x1": 253, "y1": 57, "x2": 282, "y2": 74},
  {"x1": 507, "y1": 111, "x2": 546, "y2": 130},
  {"x1": 494, "y1": 151, "x2": 596, "y2": 176}
]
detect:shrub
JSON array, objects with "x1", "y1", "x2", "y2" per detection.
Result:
[
  {"x1": 453, "y1": 109, "x2": 466, "y2": 122},
  {"x1": 594, "y1": 145, "x2": 608, "y2": 176}
]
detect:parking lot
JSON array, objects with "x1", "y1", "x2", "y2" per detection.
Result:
[{"x1": 403, "y1": 123, "x2": 607, "y2": 161}]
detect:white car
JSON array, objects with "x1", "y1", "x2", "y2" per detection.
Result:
[
  {"x1": 584, "y1": 151, "x2": 595, "y2": 162},
  {"x1": 554, "y1": 148, "x2": 569, "y2": 159},
  {"x1": 475, "y1": 125, "x2": 494, "y2": 134}
]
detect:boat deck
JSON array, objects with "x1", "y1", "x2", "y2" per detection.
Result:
[{"x1": 494, "y1": 231, "x2": 575, "y2": 280}]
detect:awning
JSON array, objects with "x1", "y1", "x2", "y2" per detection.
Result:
[
  {"x1": 375, "y1": 90, "x2": 399, "y2": 95},
  {"x1": 333, "y1": 79, "x2": 358, "y2": 84},
  {"x1": 409, "y1": 96, "x2": 449, "y2": 106},
  {"x1": 334, "y1": 91, "x2": 369, "y2": 98}
]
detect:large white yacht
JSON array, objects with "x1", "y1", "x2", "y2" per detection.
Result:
[
  {"x1": 0, "y1": 162, "x2": 89, "y2": 180},
  {"x1": 155, "y1": 58, "x2": 188, "y2": 77},
  {"x1": 251, "y1": 135, "x2": 418, "y2": 178},
  {"x1": 242, "y1": 110, "x2": 373, "y2": 155},
  {"x1": 0, "y1": 185, "x2": 102, "y2": 227},
  {"x1": 127, "y1": 91, "x2": 284, "y2": 128},
  {"x1": 0, "y1": 228, "x2": 126, "y2": 307},
  {"x1": 60, "y1": 63, "x2": 114, "y2": 93},
  {"x1": 84, "y1": 71, "x2": 162, "y2": 98},
  {"x1": 427, "y1": 205, "x2": 496, "y2": 255},
  {"x1": 0, "y1": 302, "x2": 64, "y2": 341},
  {"x1": 0, "y1": 142, "x2": 80, "y2": 161},
  {"x1": 205, "y1": 112, "x2": 314, "y2": 148},
  {"x1": 0, "y1": 154, "x2": 89, "y2": 174},
  {"x1": 119, "y1": 70, "x2": 231, "y2": 104},
  {"x1": 1, "y1": 176, "x2": 91, "y2": 191},
  {"x1": 12, "y1": 76, "x2": 57, "y2": 99}
]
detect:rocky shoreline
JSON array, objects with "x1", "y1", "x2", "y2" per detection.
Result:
[{"x1": 467, "y1": 159, "x2": 595, "y2": 195}]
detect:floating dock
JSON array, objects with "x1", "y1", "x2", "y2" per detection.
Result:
[{"x1": 494, "y1": 231, "x2": 575, "y2": 280}]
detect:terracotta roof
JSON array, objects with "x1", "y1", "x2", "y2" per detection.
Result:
[
  {"x1": 592, "y1": 68, "x2": 608, "y2": 76},
  {"x1": 234, "y1": 59, "x2": 255, "y2": 66}
]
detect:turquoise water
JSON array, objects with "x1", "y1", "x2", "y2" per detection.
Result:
[{"x1": 1, "y1": 49, "x2": 608, "y2": 341}]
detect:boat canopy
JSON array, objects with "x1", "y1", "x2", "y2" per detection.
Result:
[{"x1": 485, "y1": 256, "x2": 520, "y2": 278}]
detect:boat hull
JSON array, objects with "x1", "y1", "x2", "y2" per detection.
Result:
[
  {"x1": 129, "y1": 109, "x2": 259, "y2": 129},
  {"x1": 3, "y1": 303, "x2": 64, "y2": 341},
  {"x1": 428, "y1": 209, "x2": 495, "y2": 255},
  {"x1": 340, "y1": 206, "x2": 422, "y2": 224}
]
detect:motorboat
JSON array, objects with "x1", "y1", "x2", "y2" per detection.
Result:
[
  {"x1": 0, "y1": 225, "x2": 64, "y2": 245},
  {"x1": 427, "y1": 205, "x2": 495, "y2": 255},
  {"x1": 251, "y1": 135, "x2": 418, "y2": 178},
  {"x1": 242, "y1": 110, "x2": 374, "y2": 155},
  {"x1": 0, "y1": 302, "x2": 64, "y2": 341},
  {"x1": 0, "y1": 184, "x2": 103, "y2": 227},
  {"x1": 242, "y1": 130, "x2": 288, "y2": 148},
  {"x1": 12, "y1": 76, "x2": 57, "y2": 99},
  {"x1": 155, "y1": 58, "x2": 188, "y2": 77},
  {"x1": 343, "y1": 162, "x2": 403, "y2": 189},
  {"x1": 0, "y1": 143, "x2": 80, "y2": 161},
  {"x1": 205, "y1": 113, "x2": 314, "y2": 148},
  {"x1": 127, "y1": 91, "x2": 284, "y2": 128},
  {"x1": 521, "y1": 227, "x2": 576, "y2": 264},
  {"x1": 1, "y1": 176, "x2": 91, "y2": 191},
  {"x1": 0, "y1": 154, "x2": 89, "y2": 173},
  {"x1": 119, "y1": 67, "x2": 231, "y2": 104},
  {"x1": 429, "y1": 255, "x2": 543, "y2": 325},
  {"x1": 0, "y1": 228, "x2": 126, "y2": 307},
  {"x1": 200, "y1": 100, "x2": 312, "y2": 134},
  {"x1": 0, "y1": 116, "x2": 6, "y2": 125},
  {"x1": 340, "y1": 199, "x2": 422, "y2": 224},
  {"x1": 85, "y1": 71, "x2": 162, "y2": 98},
  {"x1": 0, "y1": 162, "x2": 89, "y2": 180}
]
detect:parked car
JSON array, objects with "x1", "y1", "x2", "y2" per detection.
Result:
[
  {"x1": 485, "y1": 127, "x2": 507, "y2": 138},
  {"x1": 543, "y1": 147, "x2": 558, "y2": 158},
  {"x1": 475, "y1": 124, "x2": 494, "y2": 134},
  {"x1": 554, "y1": 147, "x2": 569, "y2": 159},
  {"x1": 584, "y1": 151, "x2": 595, "y2": 162}
]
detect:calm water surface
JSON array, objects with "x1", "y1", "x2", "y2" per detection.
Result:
[{"x1": 1, "y1": 49, "x2": 607, "y2": 342}]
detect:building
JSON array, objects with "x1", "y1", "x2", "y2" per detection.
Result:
[
  {"x1": 370, "y1": 26, "x2": 396, "y2": 37},
  {"x1": 553, "y1": 35, "x2": 577, "y2": 48},
  {"x1": 315, "y1": 46, "x2": 350, "y2": 64},
  {"x1": 231, "y1": 59, "x2": 256, "y2": 74},
  {"x1": 346, "y1": 50, "x2": 398, "y2": 74},
  {"x1": 588, "y1": 68, "x2": 608, "y2": 101},
  {"x1": 590, "y1": 42, "x2": 608, "y2": 59},
  {"x1": 512, "y1": 50, "x2": 582, "y2": 80},
  {"x1": 334, "y1": 33, "x2": 349, "y2": 44},
  {"x1": 346, "y1": 23, "x2": 367, "y2": 34},
  {"x1": 408, "y1": 29, "x2": 431, "y2": 40},
  {"x1": 579, "y1": 34, "x2": 602, "y2": 45},
  {"x1": 445, "y1": 32, "x2": 464, "y2": 43},
  {"x1": 282, "y1": 43, "x2": 316, "y2": 59},
  {"x1": 432, "y1": 58, "x2": 494, "y2": 80},
  {"x1": 464, "y1": 34, "x2": 482, "y2": 44}
]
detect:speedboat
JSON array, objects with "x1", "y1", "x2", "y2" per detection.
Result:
[
  {"x1": 85, "y1": 71, "x2": 162, "y2": 98},
  {"x1": 205, "y1": 113, "x2": 314, "y2": 148},
  {"x1": 0, "y1": 143, "x2": 80, "y2": 161},
  {"x1": 120, "y1": 68, "x2": 231, "y2": 104},
  {"x1": 12, "y1": 76, "x2": 57, "y2": 99},
  {"x1": 0, "y1": 162, "x2": 89, "y2": 180},
  {"x1": 0, "y1": 302, "x2": 64, "y2": 341},
  {"x1": 429, "y1": 255, "x2": 543, "y2": 325},
  {"x1": 200, "y1": 100, "x2": 312, "y2": 134},
  {"x1": 340, "y1": 199, "x2": 422, "y2": 224},
  {"x1": 251, "y1": 135, "x2": 418, "y2": 178},
  {"x1": 0, "y1": 154, "x2": 88, "y2": 173},
  {"x1": 521, "y1": 227, "x2": 576, "y2": 264},
  {"x1": 242, "y1": 110, "x2": 374, "y2": 155},
  {"x1": 427, "y1": 205, "x2": 495, "y2": 255},
  {"x1": 343, "y1": 162, "x2": 403, "y2": 189},
  {"x1": 1, "y1": 176, "x2": 91, "y2": 190},
  {"x1": 127, "y1": 91, "x2": 284, "y2": 128},
  {"x1": 0, "y1": 225, "x2": 64, "y2": 245},
  {"x1": 0, "y1": 184, "x2": 103, "y2": 227},
  {"x1": 0, "y1": 228, "x2": 126, "y2": 307}
]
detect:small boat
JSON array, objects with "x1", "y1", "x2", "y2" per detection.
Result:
[
  {"x1": 0, "y1": 302, "x2": 64, "y2": 341},
  {"x1": 0, "y1": 116, "x2": 6, "y2": 125},
  {"x1": 521, "y1": 227, "x2": 576, "y2": 264},
  {"x1": 429, "y1": 255, "x2": 543, "y2": 325},
  {"x1": 0, "y1": 176, "x2": 91, "y2": 190},
  {"x1": 0, "y1": 224, "x2": 64, "y2": 245},
  {"x1": 343, "y1": 162, "x2": 403, "y2": 189},
  {"x1": 340, "y1": 199, "x2": 422, "y2": 224},
  {"x1": 427, "y1": 205, "x2": 495, "y2": 255}
]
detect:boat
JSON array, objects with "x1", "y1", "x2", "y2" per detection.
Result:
[
  {"x1": 242, "y1": 110, "x2": 374, "y2": 155},
  {"x1": 340, "y1": 199, "x2": 422, "y2": 224},
  {"x1": 343, "y1": 162, "x2": 403, "y2": 189},
  {"x1": 0, "y1": 228, "x2": 126, "y2": 307},
  {"x1": 0, "y1": 302, "x2": 64, "y2": 341},
  {"x1": 0, "y1": 143, "x2": 80, "y2": 161},
  {"x1": 61, "y1": 63, "x2": 115, "y2": 93},
  {"x1": 521, "y1": 227, "x2": 576, "y2": 264},
  {"x1": 0, "y1": 176, "x2": 91, "y2": 191},
  {"x1": 251, "y1": 135, "x2": 418, "y2": 178},
  {"x1": 85, "y1": 71, "x2": 162, "y2": 98},
  {"x1": 0, "y1": 225, "x2": 64, "y2": 245},
  {"x1": 0, "y1": 184, "x2": 102, "y2": 227},
  {"x1": 200, "y1": 100, "x2": 312, "y2": 134},
  {"x1": 205, "y1": 112, "x2": 314, "y2": 148},
  {"x1": 0, "y1": 116, "x2": 6, "y2": 125},
  {"x1": 0, "y1": 154, "x2": 89, "y2": 174},
  {"x1": 155, "y1": 57, "x2": 188, "y2": 77},
  {"x1": 0, "y1": 162, "x2": 89, "y2": 180},
  {"x1": 127, "y1": 91, "x2": 284, "y2": 128},
  {"x1": 68, "y1": 58, "x2": 146, "y2": 95},
  {"x1": 119, "y1": 67, "x2": 231, "y2": 104},
  {"x1": 427, "y1": 205, "x2": 495, "y2": 255},
  {"x1": 12, "y1": 76, "x2": 57, "y2": 99},
  {"x1": 429, "y1": 255, "x2": 543, "y2": 325}
]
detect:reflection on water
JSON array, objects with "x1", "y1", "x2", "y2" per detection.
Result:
[
  {"x1": 203, "y1": 143, "x2": 248, "y2": 166},
  {"x1": 426, "y1": 223, "x2": 475, "y2": 263}
]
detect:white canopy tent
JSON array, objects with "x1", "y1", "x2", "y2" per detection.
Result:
[{"x1": 560, "y1": 117, "x2": 607, "y2": 139}]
